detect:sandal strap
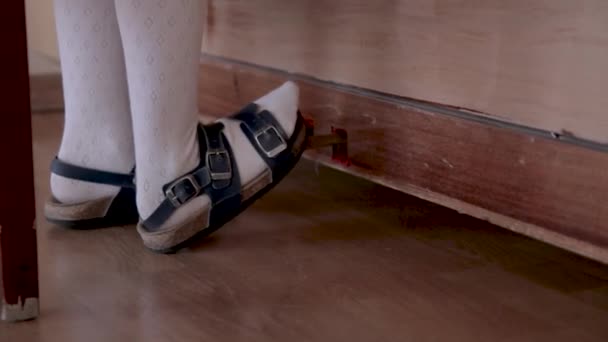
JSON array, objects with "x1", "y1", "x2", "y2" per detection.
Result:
[
  {"x1": 51, "y1": 157, "x2": 135, "y2": 189},
  {"x1": 234, "y1": 103, "x2": 290, "y2": 170},
  {"x1": 203, "y1": 122, "x2": 234, "y2": 191},
  {"x1": 142, "y1": 123, "x2": 241, "y2": 231}
]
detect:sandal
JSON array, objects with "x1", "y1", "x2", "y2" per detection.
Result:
[
  {"x1": 137, "y1": 102, "x2": 309, "y2": 253},
  {"x1": 44, "y1": 158, "x2": 139, "y2": 229}
]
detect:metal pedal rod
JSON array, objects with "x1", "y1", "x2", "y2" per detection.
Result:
[{"x1": 303, "y1": 117, "x2": 350, "y2": 165}]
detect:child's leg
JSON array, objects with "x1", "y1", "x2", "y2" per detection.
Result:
[
  {"x1": 115, "y1": 0, "x2": 302, "y2": 250},
  {"x1": 52, "y1": 0, "x2": 134, "y2": 204},
  {"x1": 114, "y1": 0, "x2": 203, "y2": 222}
]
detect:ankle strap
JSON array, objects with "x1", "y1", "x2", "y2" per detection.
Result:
[{"x1": 51, "y1": 157, "x2": 135, "y2": 189}]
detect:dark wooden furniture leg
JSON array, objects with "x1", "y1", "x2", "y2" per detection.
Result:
[{"x1": 0, "y1": 1, "x2": 40, "y2": 322}]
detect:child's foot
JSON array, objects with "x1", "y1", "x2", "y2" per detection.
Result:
[
  {"x1": 45, "y1": 159, "x2": 138, "y2": 229},
  {"x1": 136, "y1": 81, "x2": 308, "y2": 252}
]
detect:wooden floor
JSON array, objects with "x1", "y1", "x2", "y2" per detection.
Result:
[{"x1": 2, "y1": 112, "x2": 608, "y2": 341}]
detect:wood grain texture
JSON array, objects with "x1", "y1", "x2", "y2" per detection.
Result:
[
  {"x1": 201, "y1": 0, "x2": 608, "y2": 144},
  {"x1": 29, "y1": 52, "x2": 63, "y2": 113},
  {"x1": 0, "y1": 0, "x2": 39, "y2": 321},
  {"x1": 2, "y1": 112, "x2": 608, "y2": 341},
  {"x1": 197, "y1": 56, "x2": 608, "y2": 264},
  {"x1": 29, "y1": 73, "x2": 64, "y2": 113}
]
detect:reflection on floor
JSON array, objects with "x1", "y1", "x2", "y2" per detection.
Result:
[{"x1": 2, "y1": 112, "x2": 608, "y2": 341}]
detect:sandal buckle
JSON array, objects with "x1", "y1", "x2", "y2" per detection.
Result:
[
  {"x1": 254, "y1": 125, "x2": 287, "y2": 158},
  {"x1": 206, "y1": 150, "x2": 232, "y2": 181},
  {"x1": 165, "y1": 174, "x2": 201, "y2": 208}
]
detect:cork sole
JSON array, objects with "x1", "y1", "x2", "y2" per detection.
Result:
[{"x1": 45, "y1": 187, "x2": 138, "y2": 229}]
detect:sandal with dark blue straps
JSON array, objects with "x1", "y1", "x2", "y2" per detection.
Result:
[
  {"x1": 44, "y1": 158, "x2": 139, "y2": 229},
  {"x1": 136, "y1": 102, "x2": 309, "y2": 253}
]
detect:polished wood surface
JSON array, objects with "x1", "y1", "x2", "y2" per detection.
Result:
[
  {"x1": 201, "y1": 0, "x2": 608, "y2": 144},
  {"x1": 197, "y1": 56, "x2": 608, "y2": 264},
  {"x1": 29, "y1": 73, "x2": 64, "y2": 113},
  {"x1": 1, "y1": 112, "x2": 608, "y2": 340},
  {"x1": 29, "y1": 52, "x2": 63, "y2": 113},
  {"x1": 0, "y1": 0, "x2": 39, "y2": 322}
]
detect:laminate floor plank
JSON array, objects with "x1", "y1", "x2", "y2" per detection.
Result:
[{"x1": 2, "y1": 113, "x2": 607, "y2": 341}]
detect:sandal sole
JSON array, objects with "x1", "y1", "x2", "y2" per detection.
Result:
[{"x1": 45, "y1": 187, "x2": 139, "y2": 229}]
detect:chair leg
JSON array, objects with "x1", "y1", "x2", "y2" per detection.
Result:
[{"x1": 0, "y1": 1, "x2": 40, "y2": 322}]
